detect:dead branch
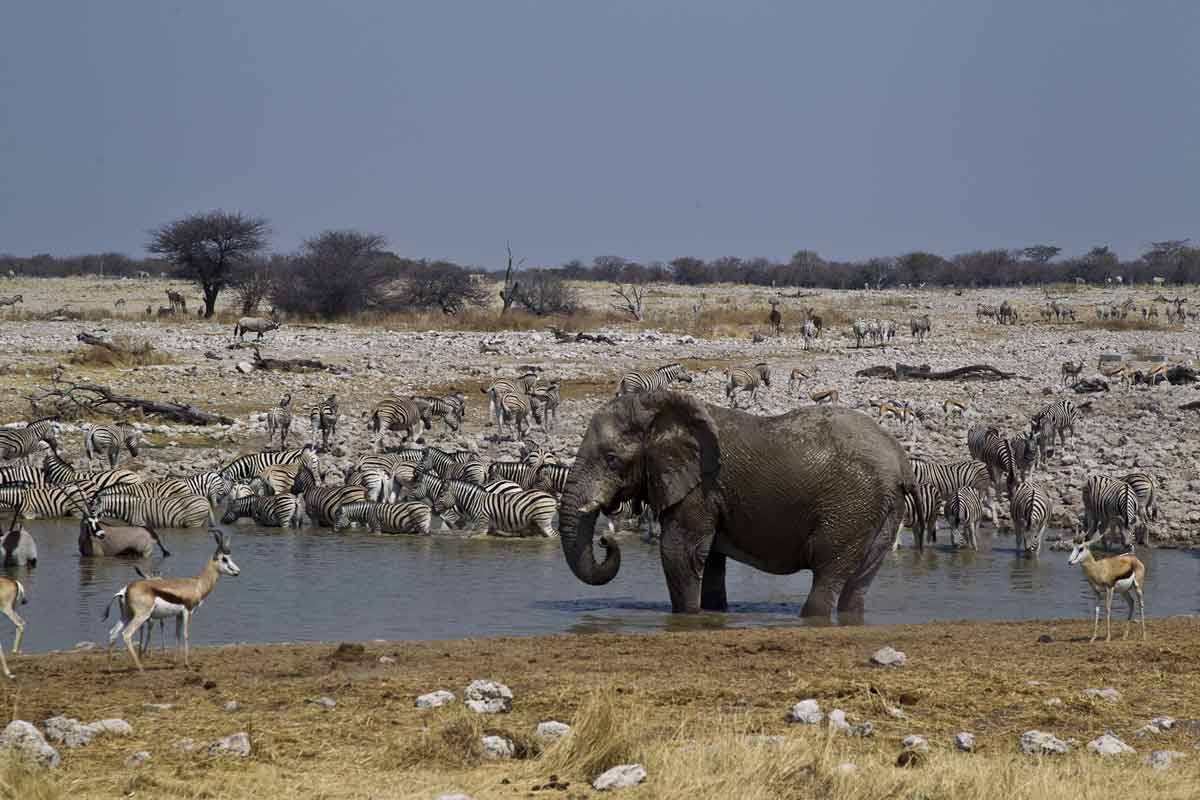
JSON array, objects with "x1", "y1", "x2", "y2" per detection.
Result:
[
  {"x1": 76, "y1": 332, "x2": 123, "y2": 352},
  {"x1": 250, "y1": 347, "x2": 337, "y2": 373},
  {"x1": 25, "y1": 382, "x2": 233, "y2": 426},
  {"x1": 548, "y1": 326, "x2": 617, "y2": 346},
  {"x1": 611, "y1": 285, "x2": 649, "y2": 321},
  {"x1": 855, "y1": 363, "x2": 1020, "y2": 381}
]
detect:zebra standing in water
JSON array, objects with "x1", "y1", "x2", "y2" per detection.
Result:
[
  {"x1": 0, "y1": 421, "x2": 58, "y2": 463},
  {"x1": 1010, "y1": 482, "x2": 1051, "y2": 556},
  {"x1": 266, "y1": 394, "x2": 293, "y2": 449},
  {"x1": 103, "y1": 472, "x2": 231, "y2": 504},
  {"x1": 310, "y1": 394, "x2": 339, "y2": 452},
  {"x1": 615, "y1": 363, "x2": 692, "y2": 396},
  {"x1": 893, "y1": 483, "x2": 940, "y2": 552},
  {"x1": 1082, "y1": 475, "x2": 1141, "y2": 551},
  {"x1": 220, "y1": 494, "x2": 306, "y2": 528},
  {"x1": 910, "y1": 459, "x2": 992, "y2": 523},
  {"x1": 1121, "y1": 472, "x2": 1160, "y2": 540},
  {"x1": 431, "y1": 479, "x2": 557, "y2": 538},
  {"x1": 333, "y1": 500, "x2": 432, "y2": 535},
  {"x1": 944, "y1": 487, "x2": 984, "y2": 550},
  {"x1": 41, "y1": 450, "x2": 141, "y2": 493},
  {"x1": 0, "y1": 486, "x2": 86, "y2": 519},
  {"x1": 725, "y1": 363, "x2": 771, "y2": 408},
  {"x1": 219, "y1": 445, "x2": 317, "y2": 483},
  {"x1": 93, "y1": 493, "x2": 214, "y2": 528},
  {"x1": 84, "y1": 423, "x2": 141, "y2": 468}
]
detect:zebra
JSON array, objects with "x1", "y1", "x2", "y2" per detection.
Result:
[
  {"x1": 431, "y1": 479, "x2": 557, "y2": 538},
  {"x1": 966, "y1": 425, "x2": 999, "y2": 461},
  {"x1": 725, "y1": 363, "x2": 771, "y2": 408},
  {"x1": 484, "y1": 479, "x2": 524, "y2": 496},
  {"x1": 0, "y1": 464, "x2": 47, "y2": 488},
  {"x1": 944, "y1": 487, "x2": 983, "y2": 550},
  {"x1": 531, "y1": 463, "x2": 570, "y2": 496},
  {"x1": 520, "y1": 443, "x2": 558, "y2": 469},
  {"x1": 1083, "y1": 475, "x2": 1141, "y2": 551},
  {"x1": 615, "y1": 363, "x2": 692, "y2": 396},
  {"x1": 41, "y1": 450, "x2": 142, "y2": 493},
  {"x1": 303, "y1": 485, "x2": 370, "y2": 527},
  {"x1": 166, "y1": 289, "x2": 187, "y2": 313},
  {"x1": 232, "y1": 316, "x2": 280, "y2": 341},
  {"x1": 487, "y1": 461, "x2": 539, "y2": 489},
  {"x1": 910, "y1": 314, "x2": 931, "y2": 342},
  {"x1": 977, "y1": 433, "x2": 1017, "y2": 512},
  {"x1": 0, "y1": 486, "x2": 86, "y2": 519},
  {"x1": 333, "y1": 500, "x2": 432, "y2": 535},
  {"x1": 369, "y1": 397, "x2": 425, "y2": 452},
  {"x1": 445, "y1": 460, "x2": 486, "y2": 484},
  {"x1": 248, "y1": 462, "x2": 307, "y2": 496},
  {"x1": 0, "y1": 295, "x2": 23, "y2": 312},
  {"x1": 420, "y1": 447, "x2": 476, "y2": 478},
  {"x1": 1008, "y1": 431, "x2": 1039, "y2": 482},
  {"x1": 0, "y1": 421, "x2": 59, "y2": 463},
  {"x1": 310, "y1": 395, "x2": 339, "y2": 451},
  {"x1": 93, "y1": 493, "x2": 214, "y2": 528},
  {"x1": 1030, "y1": 399, "x2": 1081, "y2": 455},
  {"x1": 83, "y1": 423, "x2": 141, "y2": 468},
  {"x1": 497, "y1": 391, "x2": 534, "y2": 440},
  {"x1": 266, "y1": 394, "x2": 293, "y2": 449},
  {"x1": 893, "y1": 483, "x2": 940, "y2": 551},
  {"x1": 1121, "y1": 472, "x2": 1160, "y2": 541},
  {"x1": 220, "y1": 446, "x2": 316, "y2": 483},
  {"x1": 802, "y1": 320, "x2": 817, "y2": 350},
  {"x1": 413, "y1": 396, "x2": 463, "y2": 433},
  {"x1": 530, "y1": 383, "x2": 561, "y2": 432},
  {"x1": 220, "y1": 494, "x2": 306, "y2": 528},
  {"x1": 102, "y1": 472, "x2": 231, "y2": 504},
  {"x1": 483, "y1": 374, "x2": 540, "y2": 428},
  {"x1": 867, "y1": 319, "x2": 882, "y2": 345},
  {"x1": 910, "y1": 459, "x2": 991, "y2": 522},
  {"x1": 1010, "y1": 482, "x2": 1051, "y2": 556},
  {"x1": 883, "y1": 319, "x2": 897, "y2": 342},
  {"x1": 396, "y1": 469, "x2": 446, "y2": 504},
  {"x1": 344, "y1": 466, "x2": 394, "y2": 502},
  {"x1": 852, "y1": 319, "x2": 869, "y2": 348}
]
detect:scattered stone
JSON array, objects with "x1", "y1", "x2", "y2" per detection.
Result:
[
  {"x1": 1149, "y1": 716, "x2": 1176, "y2": 732},
  {"x1": 828, "y1": 709, "x2": 850, "y2": 732},
  {"x1": 143, "y1": 703, "x2": 175, "y2": 712},
  {"x1": 593, "y1": 763, "x2": 647, "y2": 791},
  {"x1": 222, "y1": 700, "x2": 240, "y2": 712},
  {"x1": 208, "y1": 732, "x2": 252, "y2": 758},
  {"x1": 174, "y1": 739, "x2": 198, "y2": 752},
  {"x1": 1020, "y1": 730, "x2": 1070, "y2": 755},
  {"x1": 955, "y1": 732, "x2": 976, "y2": 752},
  {"x1": 901, "y1": 735, "x2": 929, "y2": 753},
  {"x1": 885, "y1": 706, "x2": 906, "y2": 719},
  {"x1": 871, "y1": 646, "x2": 907, "y2": 668},
  {"x1": 787, "y1": 699, "x2": 823, "y2": 725},
  {"x1": 835, "y1": 761, "x2": 858, "y2": 775},
  {"x1": 1088, "y1": 734, "x2": 1135, "y2": 756},
  {"x1": 896, "y1": 750, "x2": 926, "y2": 768},
  {"x1": 378, "y1": 655, "x2": 396, "y2": 665},
  {"x1": 1146, "y1": 750, "x2": 1186, "y2": 770},
  {"x1": 434, "y1": 795, "x2": 473, "y2": 800},
  {"x1": 849, "y1": 722, "x2": 875, "y2": 738},
  {"x1": 416, "y1": 690, "x2": 456, "y2": 709},
  {"x1": 125, "y1": 751, "x2": 151, "y2": 767},
  {"x1": 307, "y1": 697, "x2": 337, "y2": 709},
  {"x1": 536, "y1": 720, "x2": 571, "y2": 740},
  {"x1": 235, "y1": 361, "x2": 254, "y2": 374},
  {"x1": 464, "y1": 680, "x2": 513, "y2": 714},
  {"x1": 43, "y1": 717, "x2": 133, "y2": 748},
  {"x1": 0, "y1": 720, "x2": 61, "y2": 768},
  {"x1": 480, "y1": 735, "x2": 514, "y2": 759},
  {"x1": 740, "y1": 734, "x2": 786, "y2": 746},
  {"x1": 1082, "y1": 687, "x2": 1122, "y2": 703}
]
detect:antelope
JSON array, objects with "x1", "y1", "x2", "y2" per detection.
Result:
[
  {"x1": 1144, "y1": 362, "x2": 1169, "y2": 386},
  {"x1": 104, "y1": 566, "x2": 181, "y2": 659},
  {"x1": 942, "y1": 398, "x2": 968, "y2": 418},
  {"x1": 1099, "y1": 361, "x2": 1131, "y2": 389},
  {"x1": 878, "y1": 400, "x2": 913, "y2": 431},
  {"x1": 787, "y1": 367, "x2": 809, "y2": 396},
  {"x1": 811, "y1": 388, "x2": 838, "y2": 405},
  {"x1": 1068, "y1": 533, "x2": 1146, "y2": 643},
  {"x1": 78, "y1": 513, "x2": 171, "y2": 559},
  {"x1": 0, "y1": 577, "x2": 26, "y2": 679},
  {"x1": 118, "y1": 530, "x2": 240, "y2": 671},
  {"x1": 767, "y1": 300, "x2": 782, "y2": 335},
  {"x1": 1060, "y1": 360, "x2": 1084, "y2": 387}
]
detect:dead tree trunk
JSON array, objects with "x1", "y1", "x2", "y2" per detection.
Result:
[
  {"x1": 25, "y1": 382, "x2": 234, "y2": 425},
  {"x1": 499, "y1": 244, "x2": 524, "y2": 314},
  {"x1": 855, "y1": 363, "x2": 1019, "y2": 381}
]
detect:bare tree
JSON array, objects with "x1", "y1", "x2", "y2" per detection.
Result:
[
  {"x1": 229, "y1": 256, "x2": 279, "y2": 315},
  {"x1": 512, "y1": 270, "x2": 578, "y2": 316},
  {"x1": 611, "y1": 284, "x2": 649, "y2": 321},
  {"x1": 147, "y1": 211, "x2": 270, "y2": 318},
  {"x1": 499, "y1": 244, "x2": 525, "y2": 314},
  {"x1": 397, "y1": 262, "x2": 491, "y2": 315}
]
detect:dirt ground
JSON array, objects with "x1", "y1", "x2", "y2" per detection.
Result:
[{"x1": 4, "y1": 617, "x2": 1200, "y2": 799}]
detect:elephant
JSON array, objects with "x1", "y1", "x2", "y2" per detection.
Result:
[{"x1": 558, "y1": 390, "x2": 917, "y2": 618}]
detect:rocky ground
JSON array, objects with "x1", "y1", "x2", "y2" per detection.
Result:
[{"x1": 0, "y1": 277, "x2": 1195, "y2": 543}]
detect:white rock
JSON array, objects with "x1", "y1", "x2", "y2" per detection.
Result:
[
  {"x1": 208, "y1": 732, "x2": 251, "y2": 757},
  {"x1": 1044, "y1": 697, "x2": 1063, "y2": 707},
  {"x1": 1146, "y1": 750, "x2": 1186, "y2": 770},
  {"x1": 593, "y1": 763, "x2": 647, "y2": 791},
  {"x1": 849, "y1": 722, "x2": 874, "y2": 738},
  {"x1": 480, "y1": 735, "x2": 514, "y2": 759},
  {"x1": 885, "y1": 706, "x2": 906, "y2": 719},
  {"x1": 222, "y1": 700, "x2": 240, "y2": 712},
  {"x1": 828, "y1": 709, "x2": 850, "y2": 732},
  {"x1": 307, "y1": 697, "x2": 337, "y2": 709},
  {"x1": 901, "y1": 735, "x2": 929, "y2": 753},
  {"x1": 787, "y1": 699, "x2": 823, "y2": 725},
  {"x1": 379, "y1": 655, "x2": 397, "y2": 665},
  {"x1": 1020, "y1": 730, "x2": 1070, "y2": 755},
  {"x1": 536, "y1": 720, "x2": 571, "y2": 740},
  {"x1": 955, "y1": 732, "x2": 975, "y2": 752},
  {"x1": 143, "y1": 703, "x2": 175, "y2": 712},
  {"x1": 835, "y1": 762, "x2": 858, "y2": 775},
  {"x1": 1149, "y1": 716, "x2": 1176, "y2": 731},
  {"x1": 1088, "y1": 734, "x2": 1135, "y2": 756},
  {"x1": 125, "y1": 750, "x2": 151, "y2": 767},
  {"x1": 235, "y1": 361, "x2": 254, "y2": 374},
  {"x1": 415, "y1": 690, "x2": 456, "y2": 709},
  {"x1": 1082, "y1": 687, "x2": 1122, "y2": 703},
  {"x1": 43, "y1": 716, "x2": 132, "y2": 748},
  {"x1": 435, "y1": 795, "x2": 474, "y2": 800},
  {"x1": 464, "y1": 680, "x2": 513, "y2": 714},
  {"x1": 0, "y1": 720, "x2": 61, "y2": 768},
  {"x1": 174, "y1": 738, "x2": 198, "y2": 752},
  {"x1": 871, "y1": 646, "x2": 907, "y2": 667}
]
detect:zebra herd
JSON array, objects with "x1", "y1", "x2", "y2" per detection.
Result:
[{"x1": 896, "y1": 398, "x2": 1161, "y2": 556}]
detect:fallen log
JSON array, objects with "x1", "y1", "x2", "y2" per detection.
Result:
[
  {"x1": 548, "y1": 327, "x2": 617, "y2": 346},
  {"x1": 76, "y1": 332, "x2": 122, "y2": 352},
  {"x1": 250, "y1": 348, "x2": 337, "y2": 373},
  {"x1": 855, "y1": 363, "x2": 1020, "y2": 381},
  {"x1": 1179, "y1": 400, "x2": 1200, "y2": 412},
  {"x1": 25, "y1": 382, "x2": 233, "y2": 426},
  {"x1": 1072, "y1": 378, "x2": 1110, "y2": 394}
]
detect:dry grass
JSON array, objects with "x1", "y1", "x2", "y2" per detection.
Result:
[
  {"x1": 1079, "y1": 317, "x2": 1171, "y2": 332},
  {"x1": 67, "y1": 337, "x2": 173, "y2": 368},
  {"x1": 0, "y1": 757, "x2": 62, "y2": 800}
]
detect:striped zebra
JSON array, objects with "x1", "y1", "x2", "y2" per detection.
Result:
[
  {"x1": 520, "y1": 444, "x2": 558, "y2": 469},
  {"x1": 1008, "y1": 431, "x2": 1039, "y2": 481},
  {"x1": 978, "y1": 433, "x2": 1016, "y2": 507},
  {"x1": 802, "y1": 320, "x2": 817, "y2": 350},
  {"x1": 944, "y1": 487, "x2": 983, "y2": 550},
  {"x1": 530, "y1": 383, "x2": 561, "y2": 432},
  {"x1": 220, "y1": 446, "x2": 316, "y2": 483},
  {"x1": 893, "y1": 483, "x2": 940, "y2": 552},
  {"x1": 487, "y1": 461, "x2": 539, "y2": 489},
  {"x1": 497, "y1": 392, "x2": 534, "y2": 440},
  {"x1": 615, "y1": 363, "x2": 692, "y2": 396},
  {"x1": 910, "y1": 458, "x2": 993, "y2": 523},
  {"x1": 1082, "y1": 475, "x2": 1141, "y2": 551},
  {"x1": 220, "y1": 494, "x2": 306, "y2": 528},
  {"x1": 966, "y1": 425, "x2": 1000, "y2": 461},
  {"x1": 0, "y1": 464, "x2": 47, "y2": 488},
  {"x1": 103, "y1": 472, "x2": 231, "y2": 504},
  {"x1": 94, "y1": 494, "x2": 214, "y2": 528},
  {"x1": 266, "y1": 394, "x2": 293, "y2": 449},
  {"x1": 1010, "y1": 482, "x2": 1051, "y2": 556},
  {"x1": 249, "y1": 462, "x2": 304, "y2": 495},
  {"x1": 413, "y1": 396, "x2": 463, "y2": 433},
  {"x1": 484, "y1": 479, "x2": 525, "y2": 495},
  {"x1": 725, "y1": 363, "x2": 771, "y2": 408},
  {"x1": 41, "y1": 450, "x2": 142, "y2": 492},
  {"x1": 310, "y1": 395, "x2": 339, "y2": 451},
  {"x1": 0, "y1": 295, "x2": 23, "y2": 309},
  {"x1": 84, "y1": 423, "x2": 141, "y2": 468},
  {"x1": 396, "y1": 470, "x2": 446, "y2": 504},
  {"x1": 431, "y1": 479, "x2": 557, "y2": 538},
  {"x1": 1030, "y1": 399, "x2": 1081, "y2": 457},
  {"x1": 852, "y1": 319, "x2": 869, "y2": 348},
  {"x1": 0, "y1": 421, "x2": 59, "y2": 463},
  {"x1": 483, "y1": 374, "x2": 539, "y2": 429},
  {"x1": 420, "y1": 447, "x2": 476, "y2": 478},
  {"x1": 370, "y1": 397, "x2": 425, "y2": 452},
  {"x1": 345, "y1": 466, "x2": 393, "y2": 502},
  {"x1": 445, "y1": 460, "x2": 486, "y2": 484},
  {"x1": 0, "y1": 486, "x2": 85, "y2": 519},
  {"x1": 333, "y1": 501, "x2": 432, "y2": 535},
  {"x1": 531, "y1": 463, "x2": 570, "y2": 496},
  {"x1": 1121, "y1": 472, "x2": 1160, "y2": 539},
  {"x1": 303, "y1": 485, "x2": 370, "y2": 527}
]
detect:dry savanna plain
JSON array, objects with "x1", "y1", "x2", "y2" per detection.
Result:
[{"x1": 1, "y1": 276, "x2": 1199, "y2": 799}]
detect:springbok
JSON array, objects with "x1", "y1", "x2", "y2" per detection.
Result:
[
  {"x1": 942, "y1": 398, "x2": 968, "y2": 418},
  {"x1": 0, "y1": 577, "x2": 26, "y2": 679},
  {"x1": 105, "y1": 566, "x2": 182, "y2": 660},
  {"x1": 1068, "y1": 533, "x2": 1146, "y2": 643},
  {"x1": 118, "y1": 530, "x2": 240, "y2": 671},
  {"x1": 810, "y1": 388, "x2": 838, "y2": 405}
]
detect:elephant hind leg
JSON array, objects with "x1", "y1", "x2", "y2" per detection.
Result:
[
  {"x1": 801, "y1": 571, "x2": 843, "y2": 618},
  {"x1": 700, "y1": 548, "x2": 728, "y2": 611},
  {"x1": 837, "y1": 505, "x2": 902, "y2": 617}
]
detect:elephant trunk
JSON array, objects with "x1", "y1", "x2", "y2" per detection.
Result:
[{"x1": 559, "y1": 477, "x2": 621, "y2": 586}]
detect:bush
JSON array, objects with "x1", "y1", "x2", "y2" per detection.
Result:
[
  {"x1": 270, "y1": 230, "x2": 392, "y2": 318},
  {"x1": 511, "y1": 270, "x2": 579, "y2": 316},
  {"x1": 394, "y1": 261, "x2": 491, "y2": 315}
]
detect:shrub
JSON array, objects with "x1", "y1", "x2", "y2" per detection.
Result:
[
  {"x1": 511, "y1": 270, "x2": 579, "y2": 316},
  {"x1": 393, "y1": 262, "x2": 491, "y2": 315},
  {"x1": 270, "y1": 231, "x2": 392, "y2": 318}
]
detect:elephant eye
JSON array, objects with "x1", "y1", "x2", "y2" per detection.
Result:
[{"x1": 605, "y1": 452, "x2": 621, "y2": 470}]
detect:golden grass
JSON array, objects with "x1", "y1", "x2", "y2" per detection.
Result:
[
  {"x1": 67, "y1": 337, "x2": 173, "y2": 368},
  {"x1": 0, "y1": 757, "x2": 62, "y2": 800},
  {"x1": 1078, "y1": 318, "x2": 1171, "y2": 332}
]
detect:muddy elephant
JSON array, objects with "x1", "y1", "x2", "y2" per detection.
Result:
[{"x1": 558, "y1": 391, "x2": 917, "y2": 618}]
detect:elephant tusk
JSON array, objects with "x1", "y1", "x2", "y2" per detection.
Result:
[{"x1": 578, "y1": 501, "x2": 601, "y2": 514}]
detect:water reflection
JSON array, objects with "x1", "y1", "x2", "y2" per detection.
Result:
[{"x1": 3, "y1": 521, "x2": 1197, "y2": 653}]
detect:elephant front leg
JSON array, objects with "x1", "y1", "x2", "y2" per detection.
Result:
[
  {"x1": 659, "y1": 518, "x2": 713, "y2": 614},
  {"x1": 700, "y1": 548, "x2": 728, "y2": 611}
]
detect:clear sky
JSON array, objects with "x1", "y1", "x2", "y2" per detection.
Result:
[{"x1": 1, "y1": 1, "x2": 1197, "y2": 267}]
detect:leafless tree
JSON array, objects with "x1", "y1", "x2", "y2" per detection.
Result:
[
  {"x1": 397, "y1": 262, "x2": 491, "y2": 315},
  {"x1": 512, "y1": 270, "x2": 578, "y2": 316},
  {"x1": 499, "y1": 244, "x2": 524, "y2": 314},
  {"x1": 147, "y1": 211, "x2": 270, "y2": 318},
  {"x1": 611, "y1": 284, "x2": 649, "y2": 321},
  {"x1": 229, "y1": 256, "x2": 279, "y2": 315}
]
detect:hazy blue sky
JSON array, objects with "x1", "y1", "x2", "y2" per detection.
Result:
[{"x1": 2, "y1": 1, "x2": 1197, "y2": 266}]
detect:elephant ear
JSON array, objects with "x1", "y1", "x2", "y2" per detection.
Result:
[{"x1": 635, "y1": 391, "x2": 721, "y2": 511}]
